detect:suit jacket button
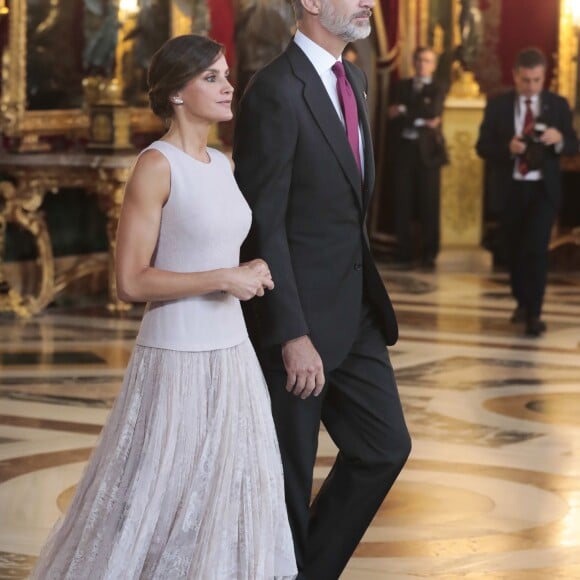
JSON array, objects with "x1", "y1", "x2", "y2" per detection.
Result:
[{"x1": 354, "y1": 263, "x2": 363, "y2": 271}]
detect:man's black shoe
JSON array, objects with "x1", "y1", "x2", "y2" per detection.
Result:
[
  {"x1": 525, "y1": 317, "x2": 547, "y2": 337},
  {"x1": 510, "y1": 306, "x2": 527, "y2": 324}
]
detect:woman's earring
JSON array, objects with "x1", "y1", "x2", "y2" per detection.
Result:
[{"x1": 172, "y1": 96, "x2": 184, "y2": 105}]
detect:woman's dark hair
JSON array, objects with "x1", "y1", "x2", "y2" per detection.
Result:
[{"x1": 148, "y1": 34, "x2": 223, "y2": 121}]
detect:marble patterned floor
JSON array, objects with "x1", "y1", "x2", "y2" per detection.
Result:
[{"x1": 1, "y1": 268, "x2": 580, "y2": 579}]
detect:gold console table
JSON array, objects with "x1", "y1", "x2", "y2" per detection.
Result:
[{"x1": 0, "y1": 152, "x2": 136, "y2": 317}]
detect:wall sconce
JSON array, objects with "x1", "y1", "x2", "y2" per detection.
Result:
[{"x1": 0, "y1": 0, "x2": 8, "y2": 16}]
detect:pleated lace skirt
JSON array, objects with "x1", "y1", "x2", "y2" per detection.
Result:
[{"x1": 31, "y1": 339, "x2": 297, "y2": 579}]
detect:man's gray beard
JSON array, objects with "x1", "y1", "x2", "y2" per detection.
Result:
[{"x1": 319, "y1": 5, "x2": 372, "y2": 42}]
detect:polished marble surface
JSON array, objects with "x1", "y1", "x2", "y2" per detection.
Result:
[{"x1": 1, "y1": 269, "x2": 580, "y2": 579}]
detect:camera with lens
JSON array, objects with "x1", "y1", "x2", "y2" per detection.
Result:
[{"x1": 520, "y1": 120, "x2": 547, "y2": 170}]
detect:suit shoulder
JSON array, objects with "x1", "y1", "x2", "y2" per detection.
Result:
[
  {"x1": 434, "y1": 79, "x2": 449, "y2": 93},
  {"x1": 247, "y1": 52, "x2": 291, "y2": 86},
  {"x1": 241, "y1": 53, "x2": 296, "y2": 100},
  {"x1": 488, "y1": 90, "x2": 513, "y2": 104},
  {"x1": 545, "y1": 90, "x2": 571, "y2": 109},
  {"x1": 484, "y1": 90, "x2": 513, "y2": 110},
  {"x1": 393, "y1": 77, "x2": 412, "y2": 89}
]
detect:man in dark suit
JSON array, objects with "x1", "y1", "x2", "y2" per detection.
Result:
[
  {"x1": 233, "y1": 0, "x2": 411, "y2": 578},
  {"x1": 388, "y1": 47, "x2": 448, "y2": 269},
  {"x1": 476, "y1": 48, "x2": 578, "y2": 337}
]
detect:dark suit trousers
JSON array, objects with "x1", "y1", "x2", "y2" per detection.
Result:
[
  {"x1": 394, "y1": 139, "x2": 441, "y2": 263},
  {"x1": 503, "y1": 180, "x2": 556, "y2": 318},
  {"x1": 260, "y1": 302, "x2": 411, "y2": 580}
]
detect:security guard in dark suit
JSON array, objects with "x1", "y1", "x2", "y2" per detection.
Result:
[{"x1": 388, "y1": 46, "x2": 448, "y2": 269}]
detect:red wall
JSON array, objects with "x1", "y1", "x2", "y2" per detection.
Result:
[
  {"x1": 477, "y1": 0, "x2": 560, "y2": 95},
  {"x1": 209, "y1": 0, "x2": 236, "y2": 74},
  {"x1": 497, "y1": 0, "x2": 559, "y2": 89}
]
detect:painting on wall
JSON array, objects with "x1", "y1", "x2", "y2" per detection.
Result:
[{"x1": 24, "y1": 0, "x2": 170, "y2": 111}]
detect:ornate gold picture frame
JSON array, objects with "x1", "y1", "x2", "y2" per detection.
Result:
[{"x1": 0, "y1": 0, "x2": 192, "y2": 148}]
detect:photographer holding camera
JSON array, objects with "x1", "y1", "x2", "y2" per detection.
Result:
[{"x1": 477, "y1": 47, "x2": 578, "y2": 337}]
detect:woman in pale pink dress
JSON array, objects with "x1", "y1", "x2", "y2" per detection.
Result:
[{"x1": 31, "y1": 34, "x2": 297, "y2": 580}]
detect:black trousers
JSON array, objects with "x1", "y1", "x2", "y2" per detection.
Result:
[
  {"x1": 393, "y1": 139, "x2": 441, "y2": 263},
  {"x1": 259, "y1": 303, "x2": 411, "y2": 580},
  {"x1": 503, "y1": 180, "x2": 556, "y2": 318}
]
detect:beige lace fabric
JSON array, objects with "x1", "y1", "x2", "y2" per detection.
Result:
[{"x1": 31, "y1": 340, "x2": 297, "y2": 579}]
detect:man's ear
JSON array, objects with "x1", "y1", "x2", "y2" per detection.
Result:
[{"x1": 302, "y1": 0, "x2": 321, "y2": 15}]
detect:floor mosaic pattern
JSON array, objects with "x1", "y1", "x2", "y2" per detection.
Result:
[{"x1": 1, "y1": 269, "x2": 580, "y2": 579}]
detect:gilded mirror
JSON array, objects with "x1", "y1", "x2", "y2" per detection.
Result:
[{"x1": 0, "y1": 0, "x2": 189, "y2": 147}]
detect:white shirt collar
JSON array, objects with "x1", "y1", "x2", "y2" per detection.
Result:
[
  {"x1": 293, "y1": 29, "x2": 341, "y2": 76},
  {"x1": 519, "y1": 93, "x2": 540, "y2": 104},
  {"x1": 416, "y1": 76, "x2": 433, "y2": 84}
]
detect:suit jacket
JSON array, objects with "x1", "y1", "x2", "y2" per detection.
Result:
[
  {"x1": 390, "y1": 78, "x2": 449, "y2": 168},
  {"x1": 476, "y1": 89, "x2": 579, "y2": 210},
  {"x1": 233, "y1": 40, "x2": 397, "y2": 371}
]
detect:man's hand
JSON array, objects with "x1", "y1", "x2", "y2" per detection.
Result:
[
  {"x1": 281, "y1": 335, "x2": 325, "y2": 399},
  {"x1": 509, "y1": 135, "x2": 527, "y2": 155},
  {"x1": 388, "y1": 104, "x2": 405, "y2": 119},
  {"x1": 425, "y1": 116, "x2": 441, "y2": 129},
  {"x1": 540, "y1": 127, "x2": 563, "y2": 146}
]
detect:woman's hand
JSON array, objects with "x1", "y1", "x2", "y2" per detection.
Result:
[{"x1": 224, "y1": 259, "x2": 274, "y2": 300}]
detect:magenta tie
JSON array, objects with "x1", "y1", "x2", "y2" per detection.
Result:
[{"x1": 332, "y1": 61, "x2": 362, "y2": 174}]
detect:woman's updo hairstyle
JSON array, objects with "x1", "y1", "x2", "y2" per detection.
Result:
[{"x1": 148, "y1": 34, "x2": 224, "y2": 121}]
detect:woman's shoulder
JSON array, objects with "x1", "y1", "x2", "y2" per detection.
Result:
[
  {"x1": 133, "y1": 146, "x2": 171, "y2": 176},
  {"x1": 125, "y1": 147, "x2": 171, "y2": 202}
]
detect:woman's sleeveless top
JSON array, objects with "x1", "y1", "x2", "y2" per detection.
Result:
[{"x1": 135, "y1": 140, "x2": 252, "y2": 352}]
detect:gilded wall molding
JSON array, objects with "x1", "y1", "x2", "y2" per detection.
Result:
[
  {"x1": 0, "y1": 0, "x2": 177, "y2": 144},
  {"x1": 555, "y1": 0, "x2": 579, "y2": 111},
  {"x1": 0, "y1": 0, "x2": 26, "y2": 135},
  {"x1": 440, "y1": 98, "x2": 485, "y2": 248},
  {"x1": 399, "y1": 1, "x2": 419, "y2": 77}
]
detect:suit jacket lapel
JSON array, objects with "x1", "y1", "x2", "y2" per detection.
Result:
[
  {"x1": 540, "y1": 90, "x2": 551, "y2": 122},
  {"x1": 345, "y1": 61, "x2": 375, "y2": 210},
  {"x1": 286, "y1": 42, "x2": 363, "y2": 211},
  {"x1": 508, "y1": 90, "x2": 518, "y2": 132}
]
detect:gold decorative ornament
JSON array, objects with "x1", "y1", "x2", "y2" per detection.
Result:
[
  {"x1": 0, "y1": 153, "x2": 136, "y2": 317},
  {"x1": 86, "y1": 78, "x2": 133, "y2": 152},
  {"x1": 448, "y1": 61, "x2": 481, "y2": 99},
  {"x1": 555, "y1": 0, "x2": 580, "y2": 125},
  {"x1": 440, "y1": 103, "x2": 485, "y2": 246}
]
